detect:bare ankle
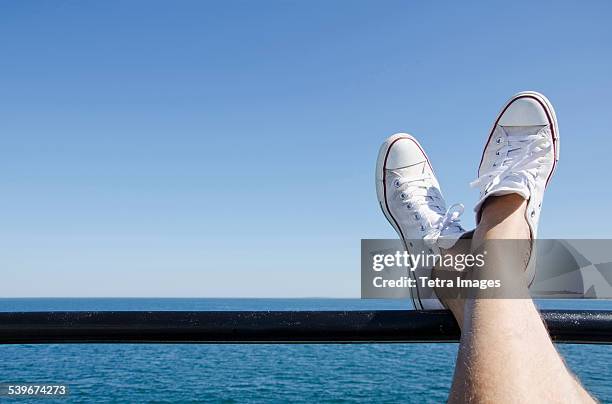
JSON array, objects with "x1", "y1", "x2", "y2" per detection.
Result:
[{"x1": 474, "y1": 195, "x2": 530, "y2": 245}]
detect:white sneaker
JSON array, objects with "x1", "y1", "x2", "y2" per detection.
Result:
[
  {"x1": 376, "y1": 133, "x2": 466, "y2": 310},
  {"x1": 471, "y1": 91, "x2": 560, "y2": 284}
]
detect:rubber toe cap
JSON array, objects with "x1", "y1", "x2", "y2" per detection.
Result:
[
  {"x1": 498, "y1": 97, "x2": 548, "y2": 126},
  {"x1": 384, "y1": 135, "x2": 427, "y2": 170}
]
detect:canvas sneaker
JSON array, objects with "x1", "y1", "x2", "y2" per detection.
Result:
[
  {"x1": 471, "y1": 91, "x2": 560, "y2": 284},
  {"x1": 376, "y1": 133, "x2": 466, "y2": 310}
]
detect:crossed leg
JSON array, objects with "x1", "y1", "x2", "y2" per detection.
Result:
[{"x1": 440, "y1": 195, "x2": 594, "y2": 403}]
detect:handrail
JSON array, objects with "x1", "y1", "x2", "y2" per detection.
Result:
[{"x1": 1, "y1": 310, "x2": 611, "y2": 344}]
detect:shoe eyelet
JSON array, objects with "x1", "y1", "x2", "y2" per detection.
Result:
[
  {"x1": 530, "y1": 210, "x2": 536, "y2": 218},
  {"x1": 393, "y1": 179, "x2": 401, "y2": 188},
  {"x1": 496, "y1": 151, "x2": 500, "y2": 156},
  {"x1": 496, "y1": 138, "x2": 502, "y2": 144},
  {"x1": 493, "y1": 163, "x2": 497, "y2": 167},
  {"x1": 414, "y1": 214, "x2": 420, "y2": 220},
  {"x1": 406, "y1": 203, "x2": 412, "y2": 209},
  {"x1": 420, "y1": 225, "x2": 425, "y2": 231},
  {"x1": 400, "y1": 193, "x2": 406, "y2": 199}
]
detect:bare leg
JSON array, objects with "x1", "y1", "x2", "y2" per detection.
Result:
[{"x1": 444, "y1": 195, "x2": 594, "y2": 403}]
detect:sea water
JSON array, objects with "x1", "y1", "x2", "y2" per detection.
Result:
[{"x1": 0, "y1": 299, "x2": 610, "y2": 403}]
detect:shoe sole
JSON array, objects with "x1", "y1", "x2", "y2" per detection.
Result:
[
  {"x1": 477, "y1": 91, "x2": 560, "y2": 285},
  {"x1": 375, "y1": 133, "x2": 439, "y2": 310}
]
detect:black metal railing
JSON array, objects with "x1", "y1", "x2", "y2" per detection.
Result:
[{"x1": 1, "y1": 310, "x2": 611, "y2": 344}]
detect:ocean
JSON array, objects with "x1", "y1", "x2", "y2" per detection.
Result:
[{"x1": 0, "y1": 299, "x2": 610, "y2": 403}]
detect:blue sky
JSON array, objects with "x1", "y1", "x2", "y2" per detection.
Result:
[{"x1": 1, "y1": 1, "x2": 611, "y2": 297}]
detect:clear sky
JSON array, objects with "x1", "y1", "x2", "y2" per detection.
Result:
[{"x1": 1, "y1": 1, "x2": 611, "y2": 297}]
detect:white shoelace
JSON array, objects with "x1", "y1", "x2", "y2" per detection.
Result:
[
  {"x1": 393, "y1": 174, "x2": 444, "y2": 211},
  {"x1": 470, "y1": 130, "x2": 553, "y2": 193},
  {"x1": 423, "y1": 203, "x2": 465, "y2": 248},
  {"x1": 393, "y1": 174, "x2": 464, "y2": 246}
]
